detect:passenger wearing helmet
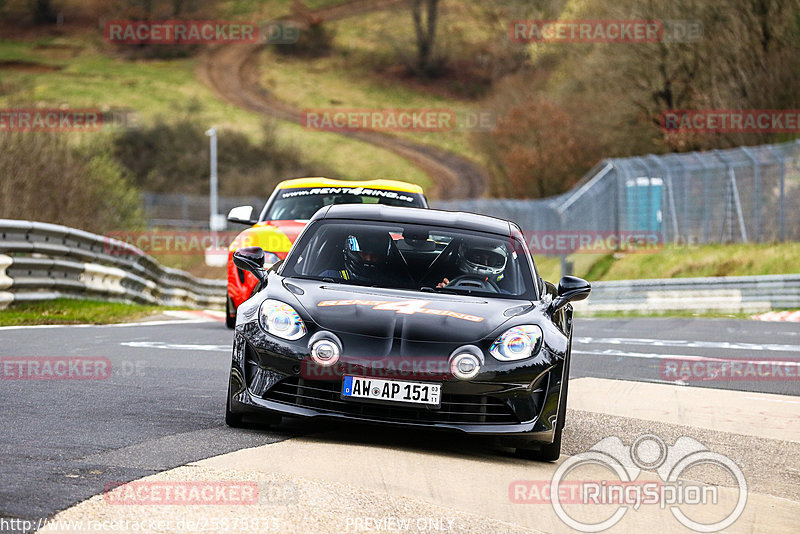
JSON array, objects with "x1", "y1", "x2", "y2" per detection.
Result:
[
  {"x1": 319, "y1": 230, "x2": 397, "y2": 285},
  {"x1": 437, "y1": 239, "x2": 508, "y2": 291}
]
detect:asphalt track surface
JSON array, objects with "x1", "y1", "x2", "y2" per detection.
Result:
[{"x1": 1, "y1": 315, "x2": 798, "y2": 532}]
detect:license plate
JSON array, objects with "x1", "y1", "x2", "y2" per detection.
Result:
[{"x1": 342, "y1": 375, "x2": 441, "y2": 407}]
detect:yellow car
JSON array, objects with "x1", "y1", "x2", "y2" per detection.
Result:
[{"x1": 225, "y1": 177, "x2": 428, "y2": 328}]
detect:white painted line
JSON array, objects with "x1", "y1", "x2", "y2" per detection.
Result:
[
  {"x1": 573, "y1": 349, "x2": 800, "y2": 369},
  {"x1": 105, "y1": 319, "x2": 215, "y2": 327},
  {"x1": 0, "y1": 318, "x2": 214, "y2": 331},
  {"x1": 120, "y1": 341, "x2": 230, "y2": 352},
  {"x1": 575, "y1": 336, "x2": 800, "y2": 353},
  {"x1": 163, "y1": 310, "x2": 225, "y2": 322}
]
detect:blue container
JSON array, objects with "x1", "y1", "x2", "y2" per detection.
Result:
[{"x1": 625, "y1": 177, "x2": 663, "y2": 231}]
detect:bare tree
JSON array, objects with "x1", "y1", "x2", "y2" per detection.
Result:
[
  {"x1": 410, "y1": 0, "x2": 439, "y2": 75},
  {"x1": 29, "y1": 0, "x2": 56, "y2": 23}
]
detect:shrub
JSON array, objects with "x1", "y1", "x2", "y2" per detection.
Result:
[
  {"x1": 0, "y1": 132, "x2": 145, "y2": 233},
  {"x1": 112, "y1": 117, "x2": 332, "y2": 197}
]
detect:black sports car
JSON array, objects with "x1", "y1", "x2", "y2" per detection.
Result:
[{"x1": 225, "y1": 204, "x2": 590, "y2": 460}]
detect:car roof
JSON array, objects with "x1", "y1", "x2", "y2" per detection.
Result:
[
  {"x1": 313, "y1": 204, "x2": 515, "y2": 236},
  {"x1": 275, "y1": 177, "x2": 425, "y2": 194}
]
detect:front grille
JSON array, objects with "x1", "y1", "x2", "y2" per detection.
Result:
[{"x1": 263, "y1": 377, "x2": 519, "y2": 425}]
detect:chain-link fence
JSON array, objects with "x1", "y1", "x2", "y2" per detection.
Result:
[
  {"x1": 437, "y1": 140, "x2": 800, "y2": 249},
  {"x1": 144, "y1": 141, "x2": 799, "y2": 248},
  {"x1": 143, "y1": 192, "x2": 263, "y2": 229}
]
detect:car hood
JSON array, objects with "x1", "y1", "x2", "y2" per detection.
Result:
[{"x1": 286, "y1": 279, "x2": 525, "y2": 343}]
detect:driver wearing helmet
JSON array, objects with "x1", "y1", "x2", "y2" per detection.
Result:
[
  {"x1": 320, "y1": 230, "x2": 394, "y2": 285},
  {"x1": 437, "y1": 240, "x2": 508, "y2": 290}
]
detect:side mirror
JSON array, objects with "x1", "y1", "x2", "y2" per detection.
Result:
[
  {"x1": 227, "y1": 205, "x2": 257, "y2": 225},
  {"x1": 232, "y1": 246, "x2": 266, "y2": 283},
  {"x1": 549, "y1": 276, "x2": 591, "y2": 314}
]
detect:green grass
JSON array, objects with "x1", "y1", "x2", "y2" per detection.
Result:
[
  {"x1": 0, "y1": 34, "x2": 431, "y2": 188},
  {"x1": 271, "y1": 120, "x2": 432, "y2": 189},
  {"x1": 0, "y1": 298, "x2": 175, "y2": 326},
  {"x1": 1, "y1": 0, "x2": 495, "y2": 193},
  {"x1": 533, "y1": 242, "x2": 800, "y2": 284},
  {"x1": 258, "y1": 3, "x2": 496, "y2": 163},
  {"x1": 222, "y1": 0, "x2": 349, "y2": 18}
]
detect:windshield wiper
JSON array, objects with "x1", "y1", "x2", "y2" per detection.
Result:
[{"x1": 422, "y1": 286, "x2": 462, "y2": 294}]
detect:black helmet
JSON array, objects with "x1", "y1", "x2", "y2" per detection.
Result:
[
  {"x1": 457, "y1": 239, "x2": 507, "y2": 278},
  {"x1": 343, "y1": 231, "x2": 391, "y2": 282}
]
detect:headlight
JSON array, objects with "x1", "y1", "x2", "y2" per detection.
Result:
[
  {"x1": 489, "y1": 325, "x2": 543, "y2": 361},
  {"x1": 258, "y1": 299, "x2": 307, "y2": 340},
  {"x1": 263, "y1": 251, "x2": 281, "y2": 269}
]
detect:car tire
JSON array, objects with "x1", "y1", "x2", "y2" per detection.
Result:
[
  {"x1": 517, "y1": 334, "x2": 572, "y2": 462},
  {"x1": 225, "y1": 297, "x2": 236, "y2": 330},
  {"x1": 226, "y1": 382, "x2": 282, "y2": 429},
  {"x1": 225, "y1": 382, "x2": 245, "y2": 428}
]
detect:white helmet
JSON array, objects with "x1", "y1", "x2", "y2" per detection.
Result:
[{"x1": 457, "y1": 239, "x2": 507, "y2": 278}]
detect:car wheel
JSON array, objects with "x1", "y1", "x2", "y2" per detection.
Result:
[
  {"x1": 225, "y1": 382, "x2": 245, "y2": 428},
  {"x1": 226, "y1": 382, "x2": 282, "y2": 428},
  {"x1": 517, "y1": 336, "x2": 572, "y2": 462},
  {"x1": 225, "y1": 297, "x2": 236, "y2": 330}
]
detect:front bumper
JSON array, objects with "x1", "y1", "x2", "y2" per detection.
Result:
[{"x1": 228, "y1": 323, "x2": 567, "y2": 447}]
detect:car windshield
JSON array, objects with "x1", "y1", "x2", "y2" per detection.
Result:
[
  {"x1": 263, "y1": 186, "x2": 426, "y2": 221},
  {"x1": 282, "y1": 220, "x2": 536, "y2": 299}
]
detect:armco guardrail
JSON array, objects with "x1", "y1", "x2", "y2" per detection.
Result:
[
  {"x1": 0, "y1": 220, "x2": 225, "y2": 309},
  {"x1": 574, "y1": 274, "x2": 800, "y2": 314}
]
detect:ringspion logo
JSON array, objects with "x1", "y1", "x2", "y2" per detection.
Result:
[{"x1": 513, "y1": 434, "x2": 747, "y2": 532}]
